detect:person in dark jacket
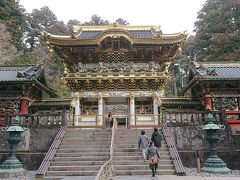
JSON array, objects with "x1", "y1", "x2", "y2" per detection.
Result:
[
  {"x1": 151, "y1": 128, "x2": 162, "y2": 148},
  {"x1": 146, "y1": 142, "x2": 160, "y2": 177}
]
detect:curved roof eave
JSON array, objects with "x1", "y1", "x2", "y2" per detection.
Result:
[{"x1": 43, "y1": 31, "x2": 187, "y2": 46}]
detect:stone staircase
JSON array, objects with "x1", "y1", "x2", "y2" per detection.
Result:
[
  {"x1": 113, "y1": 128, "x2": 175, "y2": 176},
  {"x1": 43, "y1": 128, "x2": 111, "y2": 179}
]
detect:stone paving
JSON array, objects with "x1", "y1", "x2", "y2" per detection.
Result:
[
  {"x1": 115, "y1": 175, "x2": 240, "y2": 180},
  {"x1": 2, "y1": 170, "x2": 240, "y2": 180}
]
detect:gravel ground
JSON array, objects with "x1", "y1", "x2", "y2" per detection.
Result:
[
  {"x1": 185, "y1": 168, "x2": 240, "y2": 177},
  {"x1": 0, "y1": 171, "x2": 36, "y2": 180}
]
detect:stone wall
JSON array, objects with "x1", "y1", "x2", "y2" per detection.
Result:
[
  {"x1": 179, "y1": 150, "x2": 240, "y2": 170},
  {"x1": 0, "y1": 127, "x2": 59, "y2": 170},
  {"x1": 168, "y1": 125, "x2": 240, "y2": 169},
  {"x1": 169, "y1": 125, "x2": 234, "y2": 150}
]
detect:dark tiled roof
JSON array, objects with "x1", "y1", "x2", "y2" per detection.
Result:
[
  {"x1": 77, "y1": 29, "x2": 156, "y2": 39},
  {"x1": 30, "y1": 99, "x2": 71, "y2": 107},
  {"x1": 128, "y1": 30, "x2": 155, "y2": 38},
  {"x1": 79, "y1": 31, "x2": 103, "y2": 39},
  {"x1": 195, "y1": 64, "x2": 240, "y2": 80},
  {"x1": 0, "y1": 65, "x2": 43, "y2": 82},
  {"x1": 178, "y1": 63, "x2": 240, "y2": 96},
  {"x1": 162, "y1": 98, "x2": 201, "y2": 105},
  {"x1": 0, "y1": 65, "x2": 58, "y2": 98}
]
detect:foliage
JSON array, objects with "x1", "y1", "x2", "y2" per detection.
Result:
[
  {"x1": 67, "y1": 19, "x2": 81, "y2": 34},
  {"x1": 115, "y1": 18, "x2": 129, "y2": 25},
  {"x1": 25, "y1": 6, "x2": 67, "y2": 50},
  {"x1": 0, "y1": 22, "x2": 19, "y2": 64},
  {"x1": 193, "y1": 0, "x2": 240, "y2": 61},
  {"x1": 49, "y1": 77, "x2": 71, "y2": 98},
  {"x1": 83, "y1": 14, "x2": 109, "y2": 25},
  {"x1": 10, "y1": 51, "x2": 38, "y2": 65},
  {"x1": 0, "y1": 0, "x2": 26, "y2": 49}
]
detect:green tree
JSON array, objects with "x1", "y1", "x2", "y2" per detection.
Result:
[
  {"x1": 83, "y1": 14, "x2": 109, "y2": 25},
  {"x1": 0, "y1": 0, "x2": 26, "y2": 49},
  {"x1": 25, "y1": 6, "x2": 67, "y2": 50},
  {"x1": 115, "y1": 18, "x2": 129, "y2": 25},
  {"x1": 10, "y1": 51, "x2": 38, "y2": 65},
  {"x1": 193, "y1": 0, "x2": 240, "y2": 62},
  {"x1": 23, "y1": 6, "x2": 69, "y2": 97},
  {"x1": 67, "y1": 19, "x2": 81, "y2": 34}
]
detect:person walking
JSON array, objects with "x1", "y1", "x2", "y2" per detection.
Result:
[
  {"x1": 146, "y1": 141, "x2": 160, "y2": 177},
  {"x1": 138, "y1": 130, "x2": 149, "y2": 161},
  {"x1": 151, "y1": 127, "x2": 162, "y2": 149}
]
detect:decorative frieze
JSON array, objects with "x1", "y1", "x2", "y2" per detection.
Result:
[
  {"x1": 212, "y1": 97, "x2": 238, "y2": 110},
  {"x1": 79, "y1": 91, "x2": 164, "y2": 98}
]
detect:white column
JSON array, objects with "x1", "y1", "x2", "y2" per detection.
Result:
[
  {"x1": 74, "y1": 93, "x2": 80, "y2": 126},
  {"x1": 98, "y1": 96, "x2": 103, "y2": 126},
  {"x1": 130, "y1": 96, "x2": 135, "y2": 126},
  {"x1": 153, "y1": 96, "x2": 158, "y2": 125}
]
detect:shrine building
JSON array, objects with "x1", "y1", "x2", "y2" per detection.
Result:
[
  {"x1": 44, "y1": 23, "x2": 187, "y2": 128},
  {"x1": 0, "y1": 65, "x2": 57, "y2": 126}
]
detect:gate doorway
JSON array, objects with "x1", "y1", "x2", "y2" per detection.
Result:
[
  {"x1": 114, "y1": 115, "x2": 128, "y2": 128},
  {"x1": 105, "y1": 101, "x2": 129, "y2": 128}
]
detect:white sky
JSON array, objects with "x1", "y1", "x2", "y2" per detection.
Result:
[{"x1": 19, "y1": 0, "x2": 206, "y2": 34}]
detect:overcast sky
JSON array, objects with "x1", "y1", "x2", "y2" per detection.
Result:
[{"x1": 19, "y1": 0, "x2": 206, "y2": 34}]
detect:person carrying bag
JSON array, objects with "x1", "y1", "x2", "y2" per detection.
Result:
[{"x1": 146, "y1": 142, "x2": 160, "y2": 177}]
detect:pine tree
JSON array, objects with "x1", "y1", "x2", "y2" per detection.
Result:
[{"x1": 194, "y1": 0, "x2": 240, "y2": 62}]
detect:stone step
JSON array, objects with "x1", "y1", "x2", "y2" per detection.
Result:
[
  {"x1": 62, "y1": 138, "x2": 111, "y2": 142},
  {"x1": 40, "y1": 176, "x2": 64, "y2": 180},
  {"x1": 55, "y1": 152, "x2": 109, "y2": 157},
  {"x1": 115, "y1": 144, "x2": 167, "y2": 148},
  {"x1": 116, "y1": 132, "x2": 163, "y2": 136},
  {"x1": 59, "y1": 144, "x2": 110, "y2": 148},
  {"x1": 113, "y1": 151, "x2": 169, "y2": 156},
  {"x1": 64, "y1": 136, "x2": 111, "y2": 139},
  {"x1": 65, "y1": 130, "x2": 94, "y2": 135},
  {"x1": 113, "y1": 159, "x2": 173, "y2": 165},
  {"x1": 65, "y1": 132, "x2": 111, "y2": 136},
  {"x1": 48, "y1": 165, "x2": 102, "y2": 171},
  {"x1": 113, "y1": 155, "x2": 171, "y2": 161},
  {"x1": 115, "y1": 140, "x2": 167, "y2": 145},
  {"x1": 66, "y1": 129, "x2": 95, "y2": 132},
  {"x1": 66, "y1": 128, "x2": 111, "y2": 132},
  {"x1": 65, "y1": 131, "x2": 94, "y2": 134},
  {"x1": 43, "y1": 176, "x2": 95, "y2": 180},
  {"x1": 44, "y1": 128, "x2": 113, "y2": 178},
  {"x1": 114, "y1": 148, "x2": 169, "y2": 152},
  {"x1": 51, "y1": 161, "x2": 105, "y2": 166},
  {"x1": 53, "y1": 156, "x2": 109, "y2": 161},
  {"x1": 46, "y1": 170, "x2": 98, "y2": 176},
  {"x1": 116, "y1": 131, "x2": 157, "y2": 134},
  {"x1": 64, "y1": 133, "x2": 112, "y2": 138},
  {"x1": 115, "y1": 169, "x2": 175, "y2": 176},
  {"x1": 57, "y1": 148, "x2": 109, "y2": 153},
  {"x1": 114, "y1": 164, "x2": 175, "y2": 170},
  {"x1": 61, "y1": 141, "x2": 111, "y2": 145},
  {"x1": 93, "y1": 131, "x2": 112, "y2": 134}
]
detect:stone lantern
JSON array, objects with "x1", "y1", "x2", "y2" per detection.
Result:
[
  {"x1": 198, "y1": 113, "x2": 231, "y2": 173},
  {"x1": 0, "y1": 115, "x2": 28, "y2": 178}
]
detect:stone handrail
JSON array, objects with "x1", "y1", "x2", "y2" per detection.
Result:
[
  {"x1": 95, "y1": 118, "x2": 118, "y2": 180},
  {"x1": 162, "y1": 122, "x2": 186, "y2": 175},
  {"x1": 36, "y1": 126, "x2": 66, "y2": 177}
]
